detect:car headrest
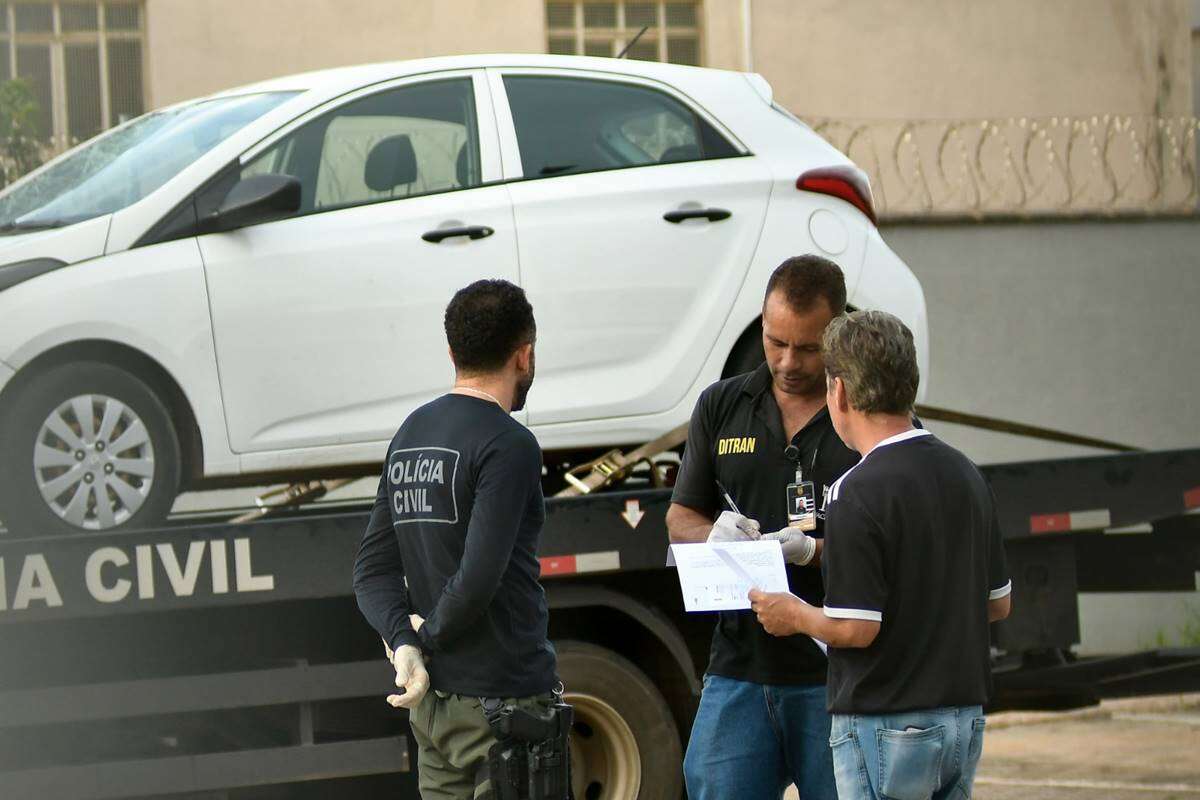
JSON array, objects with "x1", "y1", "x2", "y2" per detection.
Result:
[
  {"x1": 659, "y1": 144, "x2": 702, "y2": 164},
  {"x1": 365, "y1": 134, "x2": 417, "y2": 192},
  {"x1": 456, "y1": 143, "x2": 468, "y2": 187}
]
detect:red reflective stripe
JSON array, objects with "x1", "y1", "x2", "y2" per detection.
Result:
[
  {"x1": 540, "y1": 555, "x2": 577, "y2": 576},
  {"x1": 1185, "y1": 487, "x2": 1200, "y2": 510},
  {"x1": 1030, "y1": 513, "x2": 1071, "y2": 534}
]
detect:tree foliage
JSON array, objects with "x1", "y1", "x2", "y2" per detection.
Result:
[{"x1": 0, "y1": 79, "x2": 46, "y2": 188}]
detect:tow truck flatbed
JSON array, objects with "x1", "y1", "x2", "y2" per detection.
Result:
[{"x1": 2, "y1": 447, "x2": 1198, "y2": 799}]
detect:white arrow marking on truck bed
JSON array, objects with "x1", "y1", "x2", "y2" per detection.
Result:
[{"x1": 621, "y1": 499, "x2": 644, "y2": 529}]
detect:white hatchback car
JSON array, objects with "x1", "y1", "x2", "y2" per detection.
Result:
[{"x1": 0, "y1": 54, "x2": 926, "y2": 535}]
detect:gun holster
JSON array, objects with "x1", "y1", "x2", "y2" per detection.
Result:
[{"x1": 478, "y1": 698, "x2": 573, "y2": 800}]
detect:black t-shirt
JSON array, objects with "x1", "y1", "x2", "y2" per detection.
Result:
[
  {"x1": 672, "y1": 364, "x2": 861, "y2": 686},
  {"x1": 822, "y1": 429, "x2": 1011, "y2": 714},
  {"x1": 353, "y1": 394, "x2": 557, "y2": 698}
]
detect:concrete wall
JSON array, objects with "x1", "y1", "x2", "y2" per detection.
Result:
[
  {"x1": 882, "y1": 217, "x2": 1200, "y2": 658},
  {"x1": 749, "y1": 0, "x2": 1193, "y2": 120},
  {"x1": 143, "y1": 0, "x2": 546, "y2": 106},
  {"x1": 700, "y1": 1, "x2": 746, "y2": 72},
  {"x1": 881, "y1": 218, "x2": 1200, "y2": 465},
  {"x1": 1078, "y1": 591, "x2": 1200, "y2": 655},
  {"x1": 1193, "y1": 0, "x2": 1200, "y2": 113},
  {"x1": 1195, "y1": 29, "x2": 1200, "y2": 113},
  {"x1": 142, "y1": 0, "x2": 1193, "y2": 121}
]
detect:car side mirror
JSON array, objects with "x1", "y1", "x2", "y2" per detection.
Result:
[{"x1": 211, "y1": 174, "x2": 301, "y2": 232}]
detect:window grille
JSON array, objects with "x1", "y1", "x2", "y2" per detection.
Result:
[
  {"x1": 545, "y1": 1, "x2": 702, "y2": 66},
  {"x1": 0, "y1": 2, "x2": 146, "y2": 147}
]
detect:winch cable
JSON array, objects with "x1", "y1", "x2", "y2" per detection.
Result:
[{"x1": 913, "y1": 404, "x2": 1140, "y2": 453}]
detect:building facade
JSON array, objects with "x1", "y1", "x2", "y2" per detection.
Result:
[
  {"x1": 132, "y1": 0, "x2": 1195, "y2": 123},
  {"x1": 3, "y1": 0, "x2": 1194, "y2": 216},
  {"x1": 1, "y1": 1, "x2": 1194, "y2": 215}
]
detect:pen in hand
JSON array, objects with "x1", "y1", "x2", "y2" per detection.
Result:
[{"x1": 715, "y1": 479, "x2": 742, "y2": 516}]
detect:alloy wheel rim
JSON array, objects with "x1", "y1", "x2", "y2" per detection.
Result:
[
  {"x1": 565, "y1": 691, "x2": 641, "y2": 800},
  {"x1": 33, "y1": 394, "x2": 155, "y2": 530}
]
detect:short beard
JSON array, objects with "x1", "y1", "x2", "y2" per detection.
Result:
[
  {"x1": 512, "y1": 367, "x2": 535, "y2": 412},
  {"x1": 773, "y1": 370, "x2": 826, "y2": 400}
]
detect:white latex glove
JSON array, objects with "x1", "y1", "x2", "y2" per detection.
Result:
[
  {"x1": 381, "y1": 615, "x2": 425, "y2": 661},
  {"x1": 387, "y1": 644, "x2": 430, "y2": 709},
  {"x1": 760, "y1": 527, "x2": 817, "y2": 566},
  {"x1": 707, "y1": 511, "x2": 761, "y2": 543}
]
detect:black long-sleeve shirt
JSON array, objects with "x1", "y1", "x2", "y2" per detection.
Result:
[{"x1": 352, "y1": 394, "x2": 557, "y2": 698}]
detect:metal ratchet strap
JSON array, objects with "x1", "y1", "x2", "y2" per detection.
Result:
[{"x1": 555, "y1": 422, "x2": 689, "y2": 498}]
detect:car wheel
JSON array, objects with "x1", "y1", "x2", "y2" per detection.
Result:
[
  {"x1": 0, "y1": 362, "x2": 181, "y2": 536},
  {"x1": 723, "y1": 319, "x2": 765, "y2": 378},
  {"x1": 556, "y1": 640, "x2": 683, "y2": 800}
]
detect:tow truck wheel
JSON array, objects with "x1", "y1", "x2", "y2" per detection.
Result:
[
  {"x1": 556, "y1": 640, "x2": 683, "y2": 800},
  {"x1": 0, "y1": 362, "x2": 181, "y2": 536}
]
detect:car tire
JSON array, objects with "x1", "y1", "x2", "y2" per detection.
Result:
[
  {"x1": 0, "y1": 362, "x2": 181, "y2": 536},
  {"x1": 556, "y1": 640, "x2": 683, "y2": 800},
  {"x1": 723, "y1": 319, "x2": 765, "y2": 378}
]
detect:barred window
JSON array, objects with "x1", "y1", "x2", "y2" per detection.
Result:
[
  {"x1": 546, "y1": 1, "x2": 702, "y2": 66},
  {"x1": 0, "y1": 2, "x2": 145, "y2": 148}
]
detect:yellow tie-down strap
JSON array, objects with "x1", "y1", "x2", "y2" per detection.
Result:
[{"x1": 555, "y1": 423, "x2": 688, "y2": 498}]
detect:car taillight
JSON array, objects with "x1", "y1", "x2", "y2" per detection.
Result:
[{"x1": 796, "y1": 167, "x2": 877, "y2": 225}]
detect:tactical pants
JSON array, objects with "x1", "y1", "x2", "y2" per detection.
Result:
[{"x1": 408, "y1": 689, "x2": 556, "y2": 800}]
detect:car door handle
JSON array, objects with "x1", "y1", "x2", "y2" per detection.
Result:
[
  {"x1": 662, "y1": 208, "x2": 732, "y2": 224},
  {"x1": 421, "y1": 225, "x2": 494, "y2": 243}
]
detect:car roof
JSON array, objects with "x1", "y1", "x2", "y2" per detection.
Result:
[{"x1": 210, "y1": 53, "x2": 747, "y2": 100}]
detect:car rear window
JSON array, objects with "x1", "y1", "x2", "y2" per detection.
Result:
[{"x1": 503, "y1": 75, "x2": 739, "y2": 179}]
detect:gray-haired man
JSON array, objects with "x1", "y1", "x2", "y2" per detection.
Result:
[{"x1": 750, "y1": 310, "x2": 1012, "y2": 800}]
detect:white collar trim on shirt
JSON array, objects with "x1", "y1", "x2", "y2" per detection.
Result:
[
  {"x1": 867, "y1": 427, "x2": 933, "y2": 455},
  {"x1": 829, "y1": 428, "x2": 932, "y2": 502}
]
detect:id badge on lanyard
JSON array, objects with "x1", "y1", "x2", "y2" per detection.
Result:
[{"x1": 786, "y1": 464, "x2": 817, "y2": 532}]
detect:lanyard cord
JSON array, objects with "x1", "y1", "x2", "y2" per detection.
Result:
[{"x1": 796, "y1": 426, "x2": 827, "y2": 483}]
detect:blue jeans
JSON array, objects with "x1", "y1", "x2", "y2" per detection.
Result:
[
  {"x1": 829, "y1": 707, "x2": 986, "y2": 800},
  {"x1": 683, "y1": 674, "x2": 837, "y2": 800}
]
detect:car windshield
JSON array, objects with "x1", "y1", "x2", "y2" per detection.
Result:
[{"x1": 0, "y1": 92, "x2": 297, "y2": 234}]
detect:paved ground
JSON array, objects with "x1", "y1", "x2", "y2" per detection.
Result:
[
  {"x1": 975, "y1": 695, "x2": 1200, "y2": 799},
  {"x1": 784, "y1": 694, "x2": 1200, "y2": 800}
]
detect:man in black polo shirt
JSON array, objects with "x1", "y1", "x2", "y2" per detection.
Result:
[
  {"x1": 668, "y1": 256, "x2": 857, "y2": 800},
  {"x1": 750, "y1": 310, "x2": 1012, "y2": 800}
]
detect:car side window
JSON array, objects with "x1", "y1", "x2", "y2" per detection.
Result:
[
  {"x1": 502, "y1": 76, "x2": 738, "y2": 179},
  {"x1": 242, "y1": 78, "x2": 480, "y2": 216}
]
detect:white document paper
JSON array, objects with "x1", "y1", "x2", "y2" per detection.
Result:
[
  {"x1": 669, "y1": 540, "x2": 790, "y2": 612},
  {"x1": 668, "y1": 541, "x2": 830, "y2": 655}
]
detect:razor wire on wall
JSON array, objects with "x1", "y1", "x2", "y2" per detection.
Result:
[{"x1": 810, "y1": 115, "x2": 1200, "y2": 219}]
